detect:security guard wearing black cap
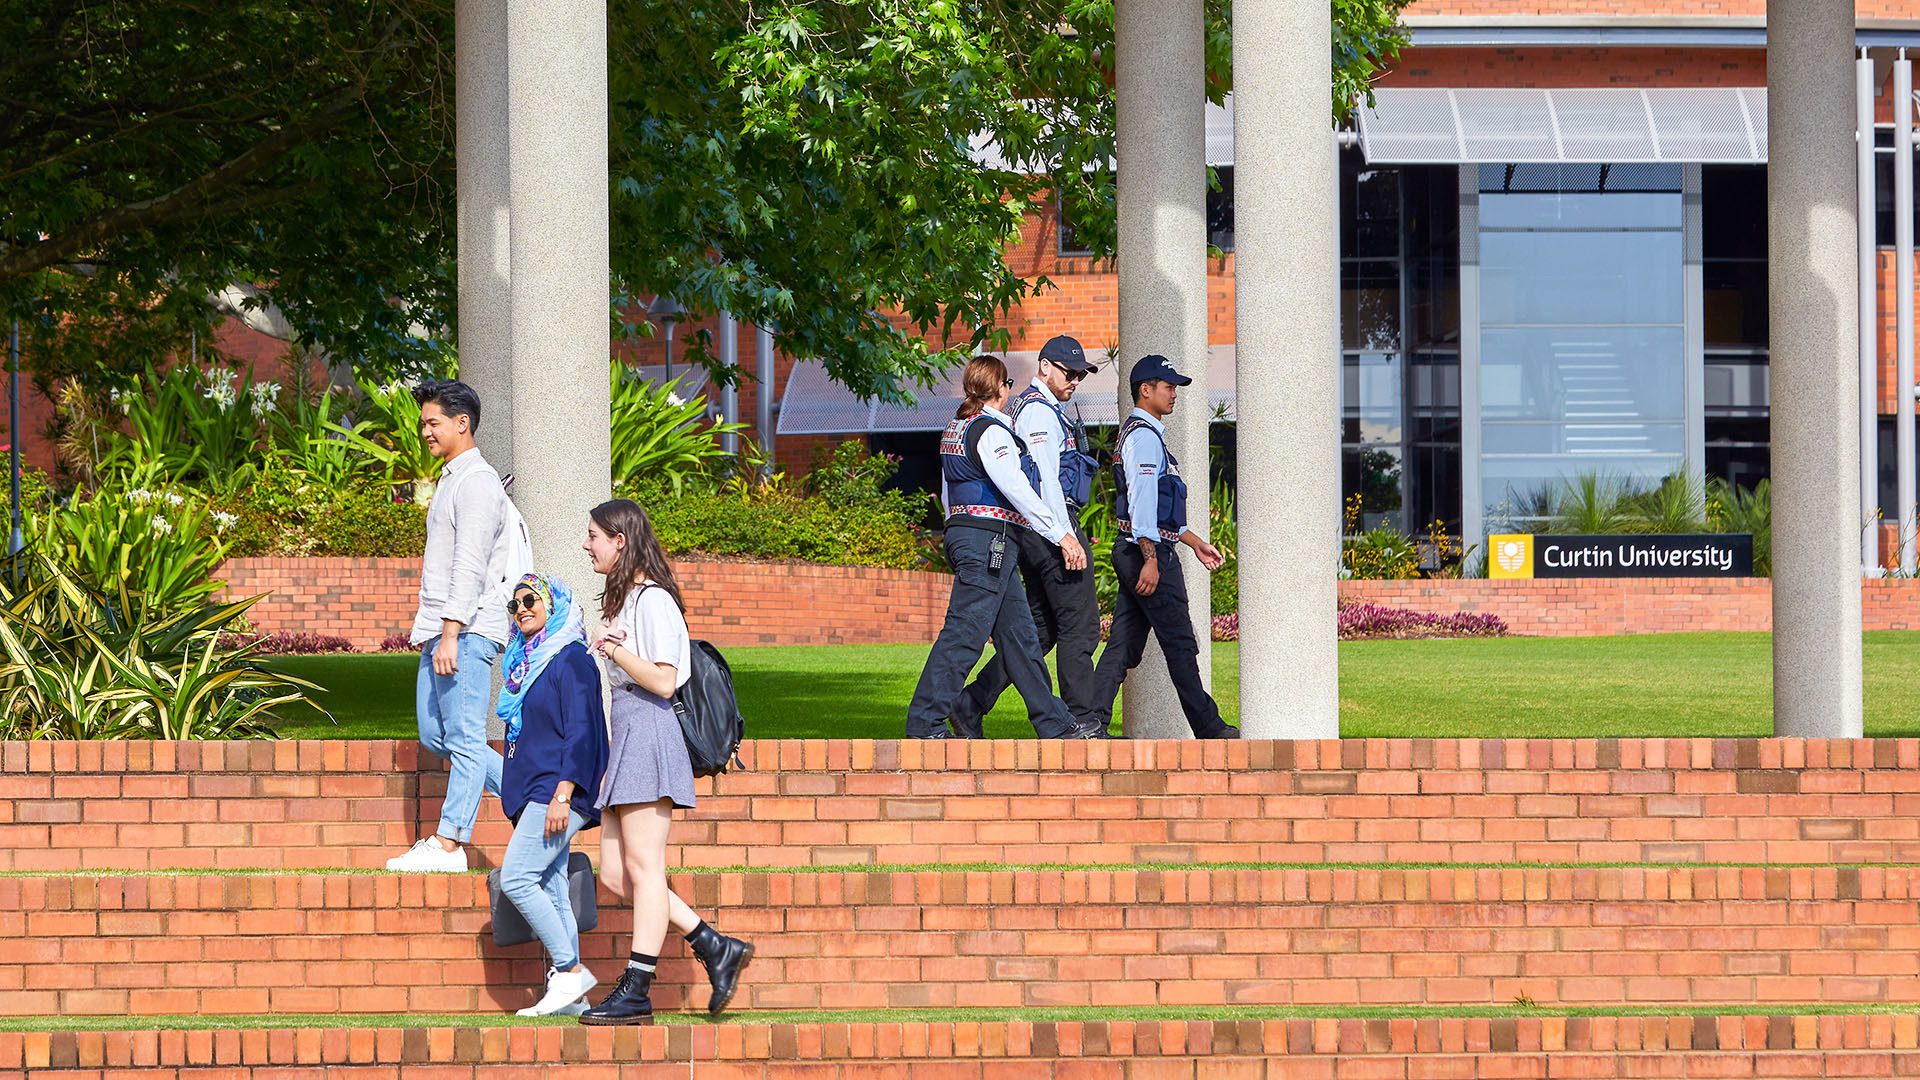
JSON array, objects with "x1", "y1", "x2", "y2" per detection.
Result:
[
  {"x1": 948, "y1": 335, "x2": 1106, "y2": 738},
  {"x1": 905, "y1": 354, "x2": 1106, "y2": 740},
  {"x1": 1088, "y1": 354, "x2": 1238, "y2": 739}
]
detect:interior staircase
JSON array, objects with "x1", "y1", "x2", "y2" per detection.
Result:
[{"x1": 4, "y1": 735, "x2": 1919, "y2": 1077}]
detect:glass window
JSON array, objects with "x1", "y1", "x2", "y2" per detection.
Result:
[
  {"x1": 1475, "y1": 166, "x2": 1687, "y2": 525},
  {"x1": 1207, "y1": 166, "x2": 1235, "y2": 251}
]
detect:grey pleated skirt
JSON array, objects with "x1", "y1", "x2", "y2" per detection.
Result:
[{"x1": 596, "y1": 684, "x2": 698, "y2": 811}]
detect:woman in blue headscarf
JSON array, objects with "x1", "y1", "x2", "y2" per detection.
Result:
[{"x1": 495, "y1": 572, "x2": 609, "y2": 1017}]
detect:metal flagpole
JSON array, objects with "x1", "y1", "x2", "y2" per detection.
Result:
[
  {"x1": 8, "y1": 319, "x2": 21, "y2": 559},
  {"x1": 1861, "y1": 50, "x2": 1882, "y2": 575},
  {"x1": 1898, "y1": 50, "x2": 1917, "y2": 572}
]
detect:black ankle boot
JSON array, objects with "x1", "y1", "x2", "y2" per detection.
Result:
[
  {"x1": 579, "y1": 967, "x2": 654, "y2": 1026},
  {"x1": 688, "y1": 925, "x2": 755, "y2": 1016}
]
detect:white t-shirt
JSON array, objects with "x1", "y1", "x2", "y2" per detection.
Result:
[{"x1": 612, "y1": 580, "x2": 691, "y2": 690}]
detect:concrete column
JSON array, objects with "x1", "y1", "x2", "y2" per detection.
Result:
[
  {"x1": 1231, "y1": 0, "x2": 1341, "y2": 739},
  {"x1": 1114, "y1": 0, "x2": 1211, "y2": 739},
  {"x1": 506, "y1": 0, "x2": 612, "y2": 602},
  {"x1": 455, "y1": 0, "x2": 513, "y2": 472},
  {"x1": 1768, "y1": 0, "x2": 1864, "y2": 736}
]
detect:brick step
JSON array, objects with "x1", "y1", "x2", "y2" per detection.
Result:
[
  {"x1": 8, "y1": 866, "x2": 1920, "y2": 1016},
  {"x1": 8, "y1": 1013, "x2": 1920, "y2": 1078},
  {"x1": 6, "y1": 738, "x2": 1918, "y2": 871}
]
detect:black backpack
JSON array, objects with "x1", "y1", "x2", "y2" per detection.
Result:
[{"x1": 671, "y1": 639, "x2": 746, "y2": 777}]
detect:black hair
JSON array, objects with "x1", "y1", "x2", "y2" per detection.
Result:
[
  {"x1": 413, "y1": 379, "x2": 482, "y2": 432},
  {"x1": 1131, "y1": 379, "x2": 1160, "y2": 404}
]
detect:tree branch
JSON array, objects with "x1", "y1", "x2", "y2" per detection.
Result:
[{"x1": 0, "y1": 90, "x2": 363, "y2": 284}]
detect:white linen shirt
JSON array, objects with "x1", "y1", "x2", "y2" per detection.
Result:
[
  {"x1": 409, "y1": 448, "x2": 515, "y2": 647},
  {"x1": 939, "y1": 405, "x2": 1067, "y2": 543},
  {"x1": 1012, "y1": 379, "x2": 1075, "y2": 531}
]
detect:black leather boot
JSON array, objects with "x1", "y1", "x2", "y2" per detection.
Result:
[
  {"x1": 578, "y1": 967, "x2": 654, "y2": 1026},
  {"x1": 688, "y1": 924, "x2": 755, "y2": 1016}
]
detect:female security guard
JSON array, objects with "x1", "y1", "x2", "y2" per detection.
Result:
[{"x1": 904, "y1": 355, "x2": 1106, "y2": 741}]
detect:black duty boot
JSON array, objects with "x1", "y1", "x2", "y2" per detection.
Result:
[
  {"x1": 688, "y1": 925, "x2": 756, "y2": 1016},
  {"x1": 579, "y1": 967, "x2": 654, "y2": 1026}
]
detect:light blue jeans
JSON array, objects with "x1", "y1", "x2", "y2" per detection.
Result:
[
  {"x1": 416, "y1": 633, "x2": 504, "y2": 844},
  {"x1": 500, "y1": 805, "x2": 588, "y2": 970}
]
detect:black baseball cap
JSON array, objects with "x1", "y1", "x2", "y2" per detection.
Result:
[
  {"x1": 1129, "y1": 354, "x2": 1192, "y2": 387},
  {"x1": 1037, "y1": 335, "x2": 1096, "y2": 373}
]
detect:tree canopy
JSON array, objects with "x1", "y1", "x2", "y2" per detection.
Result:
[{"x1": 2, "y1": 0, "x2": 1408, "y2": 400}]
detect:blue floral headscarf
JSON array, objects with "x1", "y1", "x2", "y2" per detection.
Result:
[{"x1": 496, "y1": 572, "x2": 586, "y2": 745}]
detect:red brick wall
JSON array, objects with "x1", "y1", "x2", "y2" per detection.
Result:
[
  {"x1": 1342, "y1": 577, "x2": 1920, "y2": 635},
  {"x1": 4, "y1": 1015, "x2": 1906, "y2": 1078},
  {"x1": 213, "y1": 557, "x2": 953, "y2": 650}
]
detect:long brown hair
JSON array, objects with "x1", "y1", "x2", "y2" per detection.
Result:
[
  {"x1": 590, "y1": 498, "x2": 685, "y2": 620},
  {"x1": 954, "y1": 355, "x2": 1009, "y2": 420}
]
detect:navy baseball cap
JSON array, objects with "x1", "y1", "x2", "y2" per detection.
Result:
[
  {"x1": 1129, "y1": 354, "x2": 1193, "y2": 387},
  {"x1": 1037, "y1": 335, "x2": 1095, "y2": 372}
]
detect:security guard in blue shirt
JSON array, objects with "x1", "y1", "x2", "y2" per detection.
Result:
[
  {"x1": 948, "y1": 335, "x2": 1104, "y2": 738},
  {"x1": 905, "y1": 355, "x2": 1107, "y2": 740},
  {"x1": 1088, "y1": 354, "x2": 1238, "y2": 739}
]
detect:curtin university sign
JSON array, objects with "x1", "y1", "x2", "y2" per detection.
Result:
[{"x1": 1488, "y1": 533, "x2": 1754, "y2": 579}]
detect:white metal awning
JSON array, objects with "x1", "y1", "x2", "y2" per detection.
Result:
[
  {"x1": 777, "y1": 347, "x2": 1241, "y2": 436},
  {"x1": 970, "y1": 101, "x2": 1238, "y2": 171},
  {"x1": 1355, "y1": 87, "x2": 1770, "y2": 164}
]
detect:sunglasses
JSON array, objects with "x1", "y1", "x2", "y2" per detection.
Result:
[
  {"x1": 507, "y1": 594, "x2": 543, "y2": 614},
  {"x1": 1043, "y1": 360, "x2": 1090, "y2": 384},
  {"x1": 1002, "y1": 378, "x2": 1016, "y2": 389}
]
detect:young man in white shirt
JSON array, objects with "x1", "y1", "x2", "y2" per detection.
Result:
[
  {"x1": 388, "y1": 380, "x2": 521, "y2": 871},
  {"x1": 1087, "y1": 355, "x2": 1238, "y2": 739},
  {"x1": 949, "y1": 336, "x2": 1104, "y2": 737}
]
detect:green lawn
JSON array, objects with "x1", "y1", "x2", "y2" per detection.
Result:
[{"x1": 269, "y1": 632, "x2": 1920, "y2": 740}]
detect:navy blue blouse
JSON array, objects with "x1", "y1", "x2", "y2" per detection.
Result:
[{"x1": 500, "y1": 641, "x2": 610, "y2": 829}]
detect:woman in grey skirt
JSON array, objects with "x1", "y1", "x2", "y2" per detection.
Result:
[{"x1": 577, "y1": 499, "x2": 753, "y2": 1026}]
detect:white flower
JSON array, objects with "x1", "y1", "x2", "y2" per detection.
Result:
[
  {"x1": 128, "y1": 488, "x2": 155, "y2": 504},
  {"x1": 202, "y1": 373, "x2": 237, "y2": 409},
  {"x1": 165, "y1": 492, "x2": 186, "y2": 507},
  {"x1": 248, "y1": 381, "x2": 280, "y2": 418},
  {"x1": 212, "y1": 511, "x2": 237, "y2": 532},
  {"x1": 151, "y1": 517, "x2": 173, "y2": 537},
  {"x1": 667, "y1": 391, "x2": 687, "y2": 407}
]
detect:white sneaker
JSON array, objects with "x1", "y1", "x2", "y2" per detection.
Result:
[
  {"x1": 385, "y1": 838, "x2": 468, "y2": 873},
  {"x1": 518, "y1": 966, "x2": 599, "y2": 1017}
]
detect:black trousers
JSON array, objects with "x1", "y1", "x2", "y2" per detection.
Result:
[
  {"x1": 1089, "y1": 539, "x2": 1232, "y2": 738},
  {"x1": 950, "y1": 522, "x2": 1100, "y2": 736},
  {"x1": 905, "y1": 524, "x2": 1078, "y2": 739}
]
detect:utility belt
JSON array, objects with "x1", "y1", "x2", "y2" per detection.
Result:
[
  {"x1": 946, "y1": 505, "x2": 1030, "y2": 530},
  {"x1": 1117, "y1": 519, "x2": 1183, "y2": 543}
]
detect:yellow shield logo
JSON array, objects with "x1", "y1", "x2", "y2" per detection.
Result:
[{"x1": 1489, "y1": 534, "x2": 1534, "y2": 579}]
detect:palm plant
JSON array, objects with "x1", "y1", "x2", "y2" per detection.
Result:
[
  {"x1": 0, "y1": 557, "x2": 317, "y2": 740},
  {"x1": 1545, "y1": 472, "x2": 1636, "y2": 535},
  {"x1": 611, "y1": 372, "x2": 748, "y2": 494},
  {"x1": 1624, "y1": 471, "x2": 1708, "y2": 534},
  {"x1": 328, "y1": 382, "x2": 443, "y2": 503},
  {"x1": 1707, "y1": 478, "x2": 1771, "y2": 576}
]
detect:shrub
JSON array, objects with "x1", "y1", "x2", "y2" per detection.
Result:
[
  {"x1": 216, "y1": 631, "x2": 356, "y2": 655},
  {"x1": 621, "y1": 441, "x2": 927, "y2": 571},
  {"x1": 35, "y1": 480, "x2": 233, "y2": 619},
  {"x1": 1337, "y1": 601, "x2": 1508, "y2": 640},
  {"x1": 381, "y1": 633, "x2": 417, "y2": 654},
  {"x1": 0, "y1": 556, "x2": 319, "y2": 740},
  {"x1": 211, "y1": 471, "x2": 426, "y2": 558}
]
